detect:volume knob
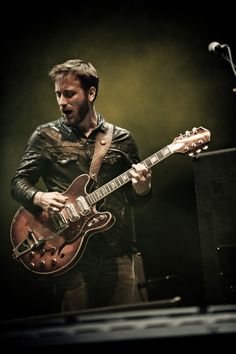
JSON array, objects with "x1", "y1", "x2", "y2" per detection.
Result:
[
  {"x1": 51, "y1": 258, "x2": 57, "y2": 267},
  {"x1": 40, "y1": 248, "x2": 46, "y2": 256},
  {"x1": 50, "y1": 247, "x2": 57, "y2": 255},
  {"x1": 40, "y1": 260, "x2": 46, "y2": 268}
]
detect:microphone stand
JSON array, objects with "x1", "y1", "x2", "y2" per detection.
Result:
[
  {"x1": 220, "y1": 45, "x2": 236, "y2": 92},
  {"x1": 222, "y1": 46, "x2": 236, "y2": 76}
]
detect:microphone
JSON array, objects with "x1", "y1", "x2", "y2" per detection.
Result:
[
  {"x1": 208, "y1": 41, "x2": 236, "y2": 79},
  {"x1": 208, "y1": 41, "x2": 228, "y2": 53}
]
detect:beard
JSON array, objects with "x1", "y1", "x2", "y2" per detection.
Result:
[
  {"x1": 63, "y1": 99, "x2": 90, "y2": 128},
  {"x1": 77, "y1": 100, "x2": 90, "y2": 123}
]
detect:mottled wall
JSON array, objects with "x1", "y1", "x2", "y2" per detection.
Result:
[{"x1": 1, "y1": 4, "x2": 235, "y2": 319}]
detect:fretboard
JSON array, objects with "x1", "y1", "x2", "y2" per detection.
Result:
[{"x1": 86, "y1": 145, "x2": 173, "y2": 206}]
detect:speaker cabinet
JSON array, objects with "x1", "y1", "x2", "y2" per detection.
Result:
[{"x1": 193, "y1": 147, "x2": 236, "y2": 304}]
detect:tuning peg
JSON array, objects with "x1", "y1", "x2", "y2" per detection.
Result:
[
  {"x1": 185, "y1": 130, "x2": 190, "y2": 136},
  {"x1": 192, "y1": 127, "x2": 197, "y2": 133},
  {"x1": 203, "y1": 145, "x2": 208, "y2": 150},
  {"x1": 196, "y1": 149, "x2": 201, "y2": 154},
  {"x1": 188, "y1": 152, "x2": 194, "y2": 157}
]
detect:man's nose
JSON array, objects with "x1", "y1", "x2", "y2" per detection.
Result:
[{"x1": 58, "y1": 96, "x2": 68, "y2": 107}]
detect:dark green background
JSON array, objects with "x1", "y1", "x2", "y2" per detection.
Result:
[{"x1": 1, "y1": 3, "x2": 235, "y2": 319}]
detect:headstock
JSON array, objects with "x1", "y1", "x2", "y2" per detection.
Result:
[{"x1": 169, "y1": 127, "x2": 211, "y2": 156}]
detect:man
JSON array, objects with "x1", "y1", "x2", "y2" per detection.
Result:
[{"x1": 11, "y1": 59, "x2": 152, "y2": 312}]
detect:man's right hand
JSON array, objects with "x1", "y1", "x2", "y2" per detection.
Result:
[{"x1": 33, "y1": 191, "x2": 68, "y2": 213}]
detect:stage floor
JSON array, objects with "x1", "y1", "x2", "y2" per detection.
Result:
[{"x1": 1, "y1": 299, "x2": 236, "y2": 348}]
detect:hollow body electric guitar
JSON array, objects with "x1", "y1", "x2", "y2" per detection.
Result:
[{"x1": 11, "y1": 127, "x2": 210, "y2": 277}]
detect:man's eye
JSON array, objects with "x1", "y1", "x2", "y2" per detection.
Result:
[{"x1": 64, "y1": 92, "x2": 74, "y2": 98}]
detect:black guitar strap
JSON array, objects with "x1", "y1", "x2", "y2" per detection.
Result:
[{"x1": 89, "y1": 122, "x2": 114, "y2": 182}]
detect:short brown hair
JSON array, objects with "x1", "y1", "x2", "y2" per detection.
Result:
[{"x1": 49, "y1": 59, "x2": 99, "y2": 98}]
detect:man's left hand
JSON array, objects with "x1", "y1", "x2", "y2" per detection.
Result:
[{"x1": 131, "y1": 163, "x2": 152, "y2": 195}]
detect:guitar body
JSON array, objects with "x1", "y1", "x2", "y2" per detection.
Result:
[{"x1": 10, "y1": 174, "x2": 115, "y2": 277}]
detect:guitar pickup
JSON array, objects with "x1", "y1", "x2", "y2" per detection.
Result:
[
  {"x1": 65, "y1": 203, "x2": 80, "y2": 222},
  {"x1": 12, "y1": 231, "x2": 39, "y2": 258},
  {"x1": 76, "y1": 196, "x2": 91, "y2": 215}
]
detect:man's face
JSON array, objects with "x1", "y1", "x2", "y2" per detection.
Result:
[{"x1": 55, "y1": 73, "x2": 90, "y2": 127}]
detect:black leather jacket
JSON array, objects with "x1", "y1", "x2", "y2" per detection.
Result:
[{"x1": 11, "y1": 114, "x2": 151, "y2": 256}]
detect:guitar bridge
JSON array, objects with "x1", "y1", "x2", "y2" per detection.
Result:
[
  {"x1": 51, "y1": 211, "x2": 69, "y2": 231},
  {"x1": 12, "y1": 231, "x2": 39, "y2": 258}
]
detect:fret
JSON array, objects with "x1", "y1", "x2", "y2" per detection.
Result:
[
  {"x1": 149, "y1": 154, "x2": 159, "y2": 164},
  {"x1": 108, "y1": 183, "x2": 114, "y2": 192},
  {"x1": 94, "y1": 190, "x2": 102, "y2": 199},
  {"x1": 114, "y1": 177, "x2": 121, "y2": 187},
  {"x1": 118, "y1": 175, "x2": 124, "y2": 184},
  {"x1": 98, "y1": 187, "x2": 104, "y2": 197},
  {"x1": 105, "y1": 184, "x2": 110, "y2": 193},
  {"x1": 126, "y1": 171, "x2": 133, "y2": 179},
  {"x1": 86, "y1": 195, "x2": 93, "y2": 206},
  {"x1": 92, "y1": 193, "x2": 98, "y2": 203},
  {"x1": 90, "y1": 193, "x2": 96, "y2": 204},
  {"x1": 162, "y1": 146, "x2": 171, "y2": 156},
  {"x1": 90, "y1": 194, "x2": 96, "y2": 204},
  {"x1": 110, "y1": 181, "x2": 116, "y2": 190},
  {"x1": 143, "y1": 159, "x2": 151, "y2": 168},
  {"x1": 156, "y1": 151, "x2": 164, "y2": 160},
  {"x1": 100, "y1": 186, "x2": 107, "y2": 196},
  {"x1": 121, "y1": 173, "x2": 129, "y2": 182}
]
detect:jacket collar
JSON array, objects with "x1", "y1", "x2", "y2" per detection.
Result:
[{"x1": 59, "y1": 112, "x2": 107, "y2": 138}]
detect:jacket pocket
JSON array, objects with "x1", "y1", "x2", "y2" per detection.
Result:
[
  {"x1": 103, "y1": 149, "x2": 122, "y2": 164},
  {"x1": 52, "y1": 153, "x2": 78, "y2": 165},
  {"x1": 45, "y1": 147, "x2": 80, "y2": 165}
]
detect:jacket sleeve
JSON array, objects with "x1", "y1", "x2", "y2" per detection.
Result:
[
  {"x1": 11, "y1": 128, "x2": 46, "y2": 212},
  {"x1": 122, "y1": 132, "x2": 152, "y2": 209}
]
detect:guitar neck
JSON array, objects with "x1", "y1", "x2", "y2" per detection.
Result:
[{"x1": 86, "y1": 144, "x2": 174, "y2": 205}]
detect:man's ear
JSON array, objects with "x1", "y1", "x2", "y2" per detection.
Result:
[{"x1": 88, "y1": 86, "x2": 96, "y2": 102}]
